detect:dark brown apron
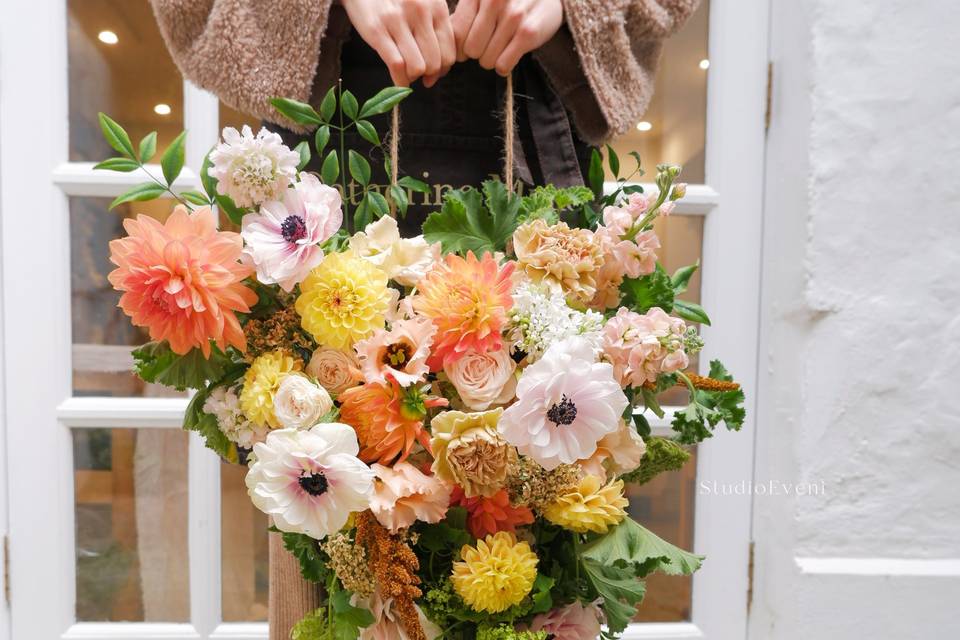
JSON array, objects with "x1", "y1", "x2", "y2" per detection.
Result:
[{"x1": 277, "y1": 31, "x2": 593, "y2": 235}]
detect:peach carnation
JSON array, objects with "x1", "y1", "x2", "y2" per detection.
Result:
[
  {"x1": 339, "y1": 381, "x2": 447, "y2": 464},
  {"x1": 108, "y1": 205, "x2": 257, "y2": 356},
  {"x1": 413, "y1": 251, "x2": 514, "y2": 370},
  {"x1": 369, "y1": 462, "x2": 451, "y2": 533},
  {"x1": 512, "y1": 219, "x2": 604, "y2": 304},
  {"x1": 452, "y1": 487, "x2": 534, "y2": 539}
]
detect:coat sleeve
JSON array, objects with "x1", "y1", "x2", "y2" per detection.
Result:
[
  {"x1": 148, "y1": 0, "x2": 337, "y2": 126},
  {"x1": 536, "y1": 0, "x2": 700, "y2": 144}
]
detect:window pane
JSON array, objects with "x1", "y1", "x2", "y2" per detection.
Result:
[
  {"x1": 653, "y1": 215, "x2": 704, "y2": 406},
  {"x1": 68, "y1": 0, "x2": 183, "y2": 161},
  {"x1": 221, "y1": 462, "x2": 269, "y2": 622},
  {"x1": 70, "y1": 196, "x2": 186, "y2": 397},
  {"x1": 74, "y1": 428, "x2": 190, "y2": 622},
  {"x1": 608, "y1": 0, "x2": 709, "y2": 183},
  {"x1": 626, "y1": 448, "x2": 697, "y2": 622}
]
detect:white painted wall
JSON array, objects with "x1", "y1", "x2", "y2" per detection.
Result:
[{"x1": 751, "y1": 1, "x2": 960, "y2": 638}]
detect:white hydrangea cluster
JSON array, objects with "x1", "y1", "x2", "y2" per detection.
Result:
[
  {"x1": 508, "y1": 280, "x2": 603, "y2": 361},
  {"x1": 209, "y1": 125, "x2": 300, "y2": 208},
  {"x1": 203, "y1": 385, "x2": 265, "y2": 449}
]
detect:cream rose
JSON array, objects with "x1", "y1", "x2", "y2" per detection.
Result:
[
  {"x1": 306, "y1": 347, "x2": 363, "y2": 395},
  {"x1": 273, "y1": 375, "x2": 333, "y2": 429},
  {"x1": 444, "y1": 346, "x2": 517, "y2": 411}
]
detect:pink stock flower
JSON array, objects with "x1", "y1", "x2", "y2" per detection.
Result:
[
  {"x1": 354, "y1": 316, "x2": 435, "y2": 387},
  {"x1": 108, "y1": 205, "x2": 257, "y2": 357},
  {"x1": 529, "y1": 600, "x2": 604, "y2": 640},
  {"x1": 369, "y1": 462, "x2": 451, "y2": 533},
  {"x1": 241, "y1": 173, "x2": 342, "y2": 291},
  {"x1": 602, "y1": 307, "x2": 690, "y2": 387}
]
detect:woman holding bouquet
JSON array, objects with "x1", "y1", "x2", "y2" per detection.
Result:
[{"x1": 150, "y1": 0, "x2": 697, "y2": 230}]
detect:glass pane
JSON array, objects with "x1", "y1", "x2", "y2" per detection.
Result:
[
  {"x1": 74, "y1": 428, "x2": 190, "y2": 622},
  {"x1": 221, "y1": 462, "x2": 269, "y2": 621},
  {"x1": 653, "y1": 215, "x2": 704, "y2": 406},
  {"x1": 608, "y1": 0, "x2": 709, "y2": 183},
  {"x1": 626, "y1": 448, "x2": 697, "y2": 622},
  {"x1": 68, "y1": 0, "x2": 184, "y2": 161},
  {"x1": 70, "y1": 196, "x2": 186, "y2": 397}
]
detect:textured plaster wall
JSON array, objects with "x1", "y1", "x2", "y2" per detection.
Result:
[{"x1": 751, "y1": 1, "x2": 960, "y2": 637}]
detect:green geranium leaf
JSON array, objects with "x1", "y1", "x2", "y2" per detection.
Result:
[
  {"x1": 160, "y1": 131, "x2": 187, "y2": 186},
  {"x1": 671, "y1": 361, "x2": 745, "y2": 444},
  {"x1": 423, "y1": 180, "x2": 519, "y2": 255},
  {"x1": 281, "y1": 532, "x2": 330, "y2": 583},
  {"x1": 530, "y1": 574, "x2": 555, "y2": 614},
  {"x1": 98, "y1": 112, "x2": 136, "y2": 158},
  {"x1": 581, "y1": 559, "x2": 646, "y2": 635},
  {"x1": 93, "y1": 157, "x2": 140, "y2": 173},
  {"x1": 331, "y1": 589, "x2": 375, "y2": 640},
  {"x1": 358, "y1": 86, "x2": 412, "y2": 118},
  {"x1": 132, "y1": 340, "x2": 240, "y2": 391},
  {"x1": 271, "y1": 97, "x2": 323, "y2": 126},
  {"x1": 581, "y1": 515, "x2": 703, "y2": 579},
  {"x1": 620, "y1": 264, "x2": 675, "y2": 313},
  {"x1": 109, "y1": 182, "x2": 167, "y2": 209}
]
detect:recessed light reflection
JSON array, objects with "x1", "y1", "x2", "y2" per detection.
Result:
[
  {"x1": 153, "y1": 103, "x2": 172, "y2": 116},
  {"x1": 699, "y1": 58, "x2": 710, "y2": 70},
  {"x1": 636, "y1": 121, "x2": 652, "y2": 132},
  {"x1": 98, "y1": 30, "x2": 118, "y2": 45}
]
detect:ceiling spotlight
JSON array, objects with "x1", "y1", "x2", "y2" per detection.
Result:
[
  {"x1": 153, "y1": 103, "x2": 172, "y2": 116},
  {"x1": 636, "y1": 121, "x2": 652, "y2": 132},
  {"x1": 699, "y1": 58, "x2": 710, "y2": 70},
  {"x1": 98, "y1": 30, "x2": 119, "y2": 45}
]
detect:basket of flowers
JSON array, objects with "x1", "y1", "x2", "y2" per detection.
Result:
[{"x1": 97, "y1": 84, "x2": 744, "y2": 640}]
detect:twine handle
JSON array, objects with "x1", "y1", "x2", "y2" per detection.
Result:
[
  {"x1": 385, "y1": 72, "x2": 515, "y2": 213},
  {"x1": 504, "y1": 73, "x2": 515, "y2": 193}
]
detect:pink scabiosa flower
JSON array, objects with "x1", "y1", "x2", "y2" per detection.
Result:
[
  {"x1": 241, "y1": 173, "x2": 342, "y2": 291},
  {"x1": 354, "y1": 316, "x2": 435, "y2": 386},
  {"x1": 601, "y1": 307, "x2": 690, "y2": 387},
  {"x1": 498, "y1": 336, "x2": 628, "y2": 470},
  {"x1": 369, "y1": 462, "x2": 450, "y2": 533},
  {"x1": 413, "y1": 251, "x2": 515, "y2": 370},
  {"x1": 209, "y1": 125, "x2": 300, "y2": 208},
  {"x1": 107, "y1": 205, "x2": 258, "y2": 357},
  {"x1": 529, "y1": 600, "x2": 604, "y2": 640},
  {"x1": 244, "y1": 423, "x2": 374, "y2": 540}
]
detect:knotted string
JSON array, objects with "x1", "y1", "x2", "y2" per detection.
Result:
[{"x1": 386, "y1": 72, "x2": 515, "y2": 215}]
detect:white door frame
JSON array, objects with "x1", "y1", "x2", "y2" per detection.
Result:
[{"x1": 0, "y1": 0, "x2": 768, "y2": 638}]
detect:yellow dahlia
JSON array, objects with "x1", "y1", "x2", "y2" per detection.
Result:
[
  {"x1": 543, "y1": 475, "x2": 628, "y2": 534},
  {"x1": 413, "y1": 251, "x2": 514, "y2": 370},
  {"x1": 451, "y1": 532, "x2": 538, "y2": 613},
  {"x1": 240, "y1": 351, "x2": 302, "y2": 429},
  {"x1": 295, "y1": 251, "x2": 389, "y2": 349}
]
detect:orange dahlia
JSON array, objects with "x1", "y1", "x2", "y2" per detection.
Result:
[
  {"x1": 108, "y1": 205, "x2": 257, "y2": 357},
  {"x1": 339, "y1": 381, "x2": 447, "y2": 465},
  {"x1": 452, "y1": 486, "x2": 534, "y2": 539},
  {"x1": 413, "y1": 251, "x2": 514, "y2": 370}
]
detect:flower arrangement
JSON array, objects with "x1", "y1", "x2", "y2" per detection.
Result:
[{"x1": 97, "y1": 84, "x2": 745, "y2": 640}]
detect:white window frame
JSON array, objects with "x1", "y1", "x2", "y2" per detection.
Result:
[{"x1": 0, "y1": 0, "x2": 767, "y2": 638}]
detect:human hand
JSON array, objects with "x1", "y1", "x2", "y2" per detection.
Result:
[
  {"x1": 341, "y1": 0, "x2": 457, "y2": 87},
  {"x1": 451, "y1": 0, "x2": 564, "y2": 76}
]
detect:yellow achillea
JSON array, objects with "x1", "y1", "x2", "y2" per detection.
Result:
[
  {"x1": 239, "y1": 350, "x2": 302, "y2": 428},
  {"x1": 451, "y1": 532, "x2": 538, "y2": 613},
  {"x1": 295, "y1": 252, "x2": 389, "y2": 349},
  {"x1": 543, "y1": 475, "x2": 628, "y2": 534}
]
